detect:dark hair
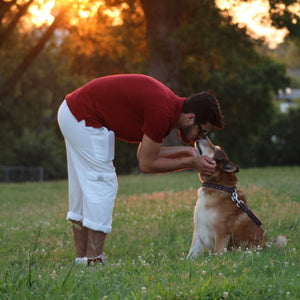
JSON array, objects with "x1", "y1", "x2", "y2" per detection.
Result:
[{"x1": 182, "y1": 90, "x2": 224, "y2": 129}]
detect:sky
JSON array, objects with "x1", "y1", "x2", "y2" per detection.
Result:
[{"x1": 216, "y1": 0, "x2": 289, "y2": 48}]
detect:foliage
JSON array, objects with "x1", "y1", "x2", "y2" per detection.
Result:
[
  {"x1": 269, "y1": 0, "x2": 300, "y2": 42},
  {"x1": 0, "y1": 0, "x2": 297, "y2": 180},
  {"x1": 12, "y1": 128, "x2": 67, "y2": 179},
  {"x1": 254, "y1": 107, "x2": 300, "y2": 166},
  {"x1": 0, "y1": 28, "x2": 74, "y2": 179},
  {"x1": 180, "y1": 0, "x2": 259, "y2": 91},
  {"x1": 179, "y1": 1, "x2": 290, "y2": 166},
  {"x1": 58, "y1": 0, "x2": 148, "y2": 78},
  {"x1": 0, "y1": 168, "x2": 299, "y2": 299},
  {"x1": 114, "y1": 140, "x2": 138, "y2": 174},
  {"x1": 207, "y1": 57, "x2": 290, "y2": 166},
  {"x1": 273, "y1": 39, "x2": 300, "y2": 70}
]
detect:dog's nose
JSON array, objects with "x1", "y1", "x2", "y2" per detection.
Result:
[{"x1": 204, "y1": 135, "x2": 212, "y2": 143}]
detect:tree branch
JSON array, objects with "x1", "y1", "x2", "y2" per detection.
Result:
[
  {"x1": 0, "y1": 0, "x2": 34, "y2": 48},
  {"x1": 0, "y1": 6, "x2": 68, "y2": 100}
]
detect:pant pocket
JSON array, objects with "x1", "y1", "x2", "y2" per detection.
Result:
[
  {"x1": 86, "y1": 171, "x2": 118, "y2": 202},
  {"x1": 90, "y1": 128, "x2": 115, "y2": 162}
]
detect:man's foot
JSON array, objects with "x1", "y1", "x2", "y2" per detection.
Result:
[
  {"x1": 75, "y1": 257, "x2": 88, "y2": 265},
  {"x1": 87, "y1": 255, "x2": 105, "y2": 265},
  {"x1": 75, "y1": 255, "x2": 107, "y2": 266}
]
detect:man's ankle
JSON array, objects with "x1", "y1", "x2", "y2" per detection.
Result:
[{"x1": 87, "y1": 254, "x2": 105, "y2": 265}]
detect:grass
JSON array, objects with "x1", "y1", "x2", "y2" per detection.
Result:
[{"x1": 0, "y1": 167, "x2": 299, "y2": 299}]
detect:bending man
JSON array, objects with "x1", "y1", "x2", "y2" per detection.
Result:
[{"x1": 57, "y1": 74, "x2": 224, "y2": 265}]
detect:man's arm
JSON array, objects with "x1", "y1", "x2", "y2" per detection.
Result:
[
  {"x1": 158, "y1": 145, "x2": 197, "y2": 159},
  {"x1": 137, "y1": 134, "x2": 216, "y2": 175}
]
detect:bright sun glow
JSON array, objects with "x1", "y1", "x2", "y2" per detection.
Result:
[
  {"x1": 28, "y1": 0, "x2": 298, "y2": 48},
  {"x1": 29, "y1": 0, "x2": 55, "y2": 26},
  {"x1": 216, "y1": 0, "x2": 290, "y2": 48},
  {"x1": 28, "y1": 0, "x2": 126, "y2": 27}
]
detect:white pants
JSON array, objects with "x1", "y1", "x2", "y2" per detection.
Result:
[{"x1": 57, "y1": 100, "x2": 118, "y2": 233}]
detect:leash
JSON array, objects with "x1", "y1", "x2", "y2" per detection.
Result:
[{"x1": 202, "y1": 182, "x2": 262, "y2": 227}]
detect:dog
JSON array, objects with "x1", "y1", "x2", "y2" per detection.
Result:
[{"x1": 187, "y1": 137, "x2": 287, "y2": 259}]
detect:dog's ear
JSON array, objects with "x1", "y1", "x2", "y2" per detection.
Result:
[{"x1": 223, "y1": 161, "x2": 239, "y2": 173}]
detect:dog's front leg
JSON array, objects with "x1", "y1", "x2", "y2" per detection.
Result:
[
  {"x1": 187, "y1": 231, "x2": 206, "y2": 259},
  {"x1": 214, "y1": 234, "x2": 230, "y2": 254}
]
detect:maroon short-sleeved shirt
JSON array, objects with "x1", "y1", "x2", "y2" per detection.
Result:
[{"x1": 66, "y1": 74, "x2": 185, "y2": 143}]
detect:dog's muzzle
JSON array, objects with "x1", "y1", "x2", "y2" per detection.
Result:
[{"x1": 195, "y1": 136, "x2": 209, "y2": 155}]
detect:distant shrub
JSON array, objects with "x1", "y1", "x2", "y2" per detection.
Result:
[{"x1": 254, "y1": 108, "x2": 300, "y2": 166}]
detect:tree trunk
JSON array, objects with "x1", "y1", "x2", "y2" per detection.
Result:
[
  {"x1": 0, "y1": 0, "x2": 34, "y2": 48},
  {"x1": 140, "y1": 0, "x2": 183, "y2": 93},
  {"x1": 140, "y1": 0, "x2": 184, "y2": 146}
]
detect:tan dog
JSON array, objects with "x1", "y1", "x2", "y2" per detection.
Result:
[{"x1": 187, "y1": 137, "x2": 270, "y2": 259}]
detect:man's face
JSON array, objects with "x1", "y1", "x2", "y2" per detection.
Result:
[{"x1": 179, "y1": 122, "x2": 212, "y2": 145}]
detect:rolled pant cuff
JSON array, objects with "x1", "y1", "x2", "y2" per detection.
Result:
[
  {"x1": 66, "y1": 211, "x2": 83, "y2": 222},
  {"x1": 83, "y1": 218, "x2": 111, "y2": 233}
]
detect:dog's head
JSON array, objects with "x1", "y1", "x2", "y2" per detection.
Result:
[{"x1": 195, "y1": 136, "x2": 239, "y2": 183}]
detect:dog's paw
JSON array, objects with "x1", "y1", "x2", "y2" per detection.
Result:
[{"x1": 186, "y1": 251, "x2": 197, "y2": 260}]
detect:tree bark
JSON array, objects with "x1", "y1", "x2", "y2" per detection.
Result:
[
  {"x1": 140, "y1": 0, "x2": 183, "y2": 93},
  {"x1": 139, "y1": 0, "x2": 184, "y2": 146}
]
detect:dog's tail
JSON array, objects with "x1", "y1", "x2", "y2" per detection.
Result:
[{"x1": 274, "y1": 235, "x2": 288, "y2": 247}]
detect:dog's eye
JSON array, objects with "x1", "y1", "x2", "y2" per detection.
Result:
[{"x1": 215, "y1": 159, "x2": 229, "y2": 165}]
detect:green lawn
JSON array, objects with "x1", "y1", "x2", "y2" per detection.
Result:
[{"x1": 0, "y1": 167, "x2": 299, "y2": 299}]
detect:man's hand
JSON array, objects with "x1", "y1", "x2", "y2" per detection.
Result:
[
  {"x1": 137, "y1": 134, "x2": 216, "y2": 174},
  {"x1": 192, "y1": 155, "x2": 216, "y2": 176}
]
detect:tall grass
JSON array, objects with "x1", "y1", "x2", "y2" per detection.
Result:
[{"x1": 0, "y1": 167, "x2": 299, "y2": 299}]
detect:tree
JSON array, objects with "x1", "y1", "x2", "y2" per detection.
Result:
[
  {"x1": 255, "y1": 107, "x2": 300, "y2": 166},
  {"x1": 0, "y1": 5, "x2": 68, "y2": 99},
  {"x1": 0, "y1": 0, "x2": 34, "y2": 48},
  {"x1": 104, "y1": 0, "x2": 183, "y2": 92},
  {"x1": 205, "y1": 58, "x2": 290, "y2": 166},
  {"x1": 273, "y1": 39, "x2": 300, "y2": 70},
  {"x1": 0, "y1": 0, "x2": 17, "y2": 24},
  {"x1": 139, "y1": 0, "x2": 183, "y2": 93},
  {"x1": 0, "y1": 0, "x2": 293, "y2": 179},
  {"x1": 177, "y1": 1, "x2": 290, "y2": 165},
  {"x1": 59, "y1": 1, "x2": 147, "y2": 79},
  {"x1": 268, "y1": 0, "x2": 300, "y2": 42}
]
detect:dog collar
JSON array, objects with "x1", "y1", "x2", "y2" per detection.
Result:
[
  {"x1": 202, "y1": 182, "x2": 262, "y2": 227},
  {"x1": 202, "y1": 182, "x2": 236, "y2": 194}
]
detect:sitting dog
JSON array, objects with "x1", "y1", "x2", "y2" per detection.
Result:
[{"x1": 187, "y1": 137, "x2": 269, "y2": 259}]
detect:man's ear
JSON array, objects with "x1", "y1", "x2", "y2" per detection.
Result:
[
  {"x1": 223, "y1": 161, "x2": 239, "y2": 173},
  {"x1": 185, "y1": 113, "x2": 196, "y2": 125}
]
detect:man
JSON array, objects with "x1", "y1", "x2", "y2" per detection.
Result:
[{"x1": 57, "y1": 74, "x2": 224, "y2": 265}]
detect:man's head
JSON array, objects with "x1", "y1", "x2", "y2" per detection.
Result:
[
  {"x1": 177, "y1": 90, "x2": 224, "y2": 144},
  {"x1": 182, "y1": 90, "x2": 224, "y2": 129}
]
